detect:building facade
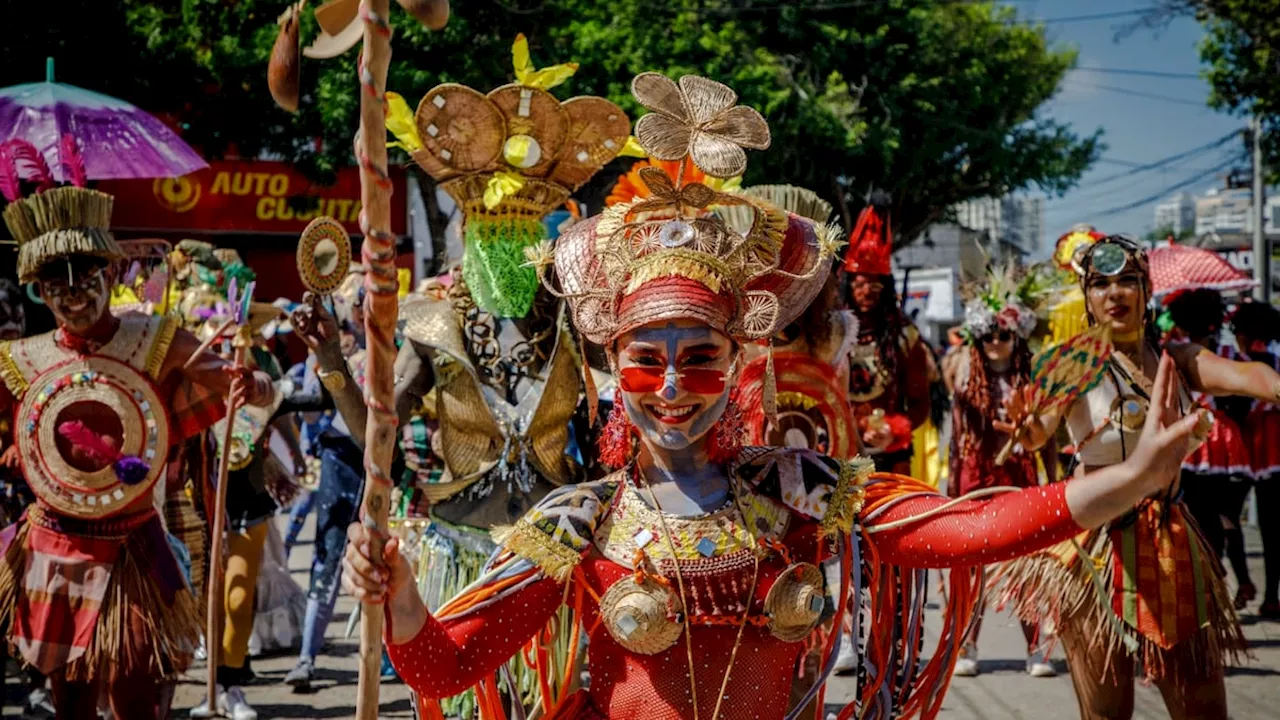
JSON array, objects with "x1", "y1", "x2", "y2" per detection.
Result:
[
  {"x1": 1154, "y1": 192, "x2": 1196, "y2": 235},
  {"x1": 954, "y1": 195, "x2": 1045, "y2": 258}
]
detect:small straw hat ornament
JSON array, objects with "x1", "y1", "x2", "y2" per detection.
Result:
[
  {"x1": 534, "y1": 72, "x2": 844, "y2": 348},
  {"x1": 2, "y1": 138, "x2": 124, "y2": 284}
]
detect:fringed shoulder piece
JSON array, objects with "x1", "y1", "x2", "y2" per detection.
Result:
[
  {"x1": 734, "y1": 447, "x2": 870, "y2": 539},
  {"x1": 490, "y1": 476, "x2": 620, "y2": 582},
  {"x1": 0, "y1": 341, "x2": 27, "y2": 399}
]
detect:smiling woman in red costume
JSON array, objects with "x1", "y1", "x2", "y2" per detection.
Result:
[{"x1": 343, "y1": 75, "x2": 1207, "y2": 720}]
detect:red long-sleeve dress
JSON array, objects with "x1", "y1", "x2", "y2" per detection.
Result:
[{"x1": 387, "y1": 447, "x2": 1081, "y2": 719}]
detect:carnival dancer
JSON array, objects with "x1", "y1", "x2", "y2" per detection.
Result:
[
  {"x1": 384, "y1": 37, "x2": 630, "y2": 717},
  {"x1": 994, "y1": 234, "x2": 1280, "y2": 720},
  {"x1": 1164, "y1": 289, "x2": 1256, "y2": 608},
  {"x1": 0, "y1": 179, "x2": 275, "y2": 719},
  {"x1": 841, "y1": 192, "x2": 931, "y2": 474},
  {"x1": 946, "y1": 264, "x2": 1057, "y2": 679},
  {"x1": 342, "y1": 73, "x2": 1208, "y2": 720},
  {"x1": 1228, "y1": 300, "x2": 1280, "y2": 619}
]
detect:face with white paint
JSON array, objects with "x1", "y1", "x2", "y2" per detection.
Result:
[
  {"x1": 613, "y1": 319, "x2": 737, "y2": 454},
  {"x1": 36, "y1": 256, "x2": 115, "y2": 335}
]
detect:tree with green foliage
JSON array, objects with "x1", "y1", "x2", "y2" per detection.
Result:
[
  {"x1": 3, "y1": 0, "x2": 1102, "y2": 256},
  {"x1": 1131, "y1": 1, "x2": 1280, "y2": 181}
]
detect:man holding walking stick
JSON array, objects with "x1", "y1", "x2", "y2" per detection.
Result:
[{"x1": 0, "y1": 183, "x2": 274, "y2": 719}]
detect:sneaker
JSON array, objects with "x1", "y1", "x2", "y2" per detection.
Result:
[
  {"x1": 223, "y1": 686, "x2": 258, "y2": 720},
  {"x1": 189, "y1": 686, "x2": 224, "y2": 719},
  {"x1": 284, "y1": 657, "x2": 315, "y2": 691},
  {"x1": 1026, "y1": 650, "x2": 1057, "y2": 677},
  {"x1": 833, "y1": 633, "x2": 858, "y2": 676},
  {"x1": 953, "y1": 645, "x2": 979, "y2": 677},
  {"x1": 22, "y1": 687, "x2": 56, "y2": 719}
]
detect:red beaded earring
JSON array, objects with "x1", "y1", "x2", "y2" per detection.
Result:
[
  {"x1": 706, "y1": 389, "x2": 745, "y2": 464},
  {"x1": 598, "y1": 390, "x2": 637, "y2": 469}
]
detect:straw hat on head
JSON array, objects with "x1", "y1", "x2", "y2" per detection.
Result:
[{"x1": 4, "y1": 187, "x2": 125, "y2": 284}]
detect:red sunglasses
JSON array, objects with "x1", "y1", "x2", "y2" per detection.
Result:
[{"x1": 619, "y1": 366, "x2": 729, "y2": 394}]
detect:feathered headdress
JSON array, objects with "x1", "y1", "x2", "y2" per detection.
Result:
[
  {"x1": 1, "y1": 137, "x2": 124, "y2": 283},
  {"x1": 842, "y1": 190, "x2": 893, "y2": 276},
  {"x1": 961, "y1": 262, "x2": 1056, "y2": 342}
]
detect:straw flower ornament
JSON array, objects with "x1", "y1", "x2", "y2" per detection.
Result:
[
  {"x1": 532, "y1": 71, "x2": 839, "y2": 356},
  {"x1": 632, "y1": 73, "x2": 771, "y2": 179}
]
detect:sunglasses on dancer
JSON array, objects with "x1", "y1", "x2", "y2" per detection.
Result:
[
  {"x1": 982, "y1": 330, "x2": 1015, "y2": 344},
  {"x1": 619, "y1": 349, "x2": 734, "y2": 395}
]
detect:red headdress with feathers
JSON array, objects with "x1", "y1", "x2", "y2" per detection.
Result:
[{"x1": 842, "y1": 190, "x2": 893, "y2": 276}]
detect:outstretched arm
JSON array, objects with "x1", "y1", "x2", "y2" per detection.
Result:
[
  {"x1": 1171, "y1": 341, "x2": 1280, "y2": 402},
  {"x1": 868, "y1": 353, "x2": 1201, "y2": 569},
  {"x1": 342, "y1": 522, "x2": 562, "y2": 698}
]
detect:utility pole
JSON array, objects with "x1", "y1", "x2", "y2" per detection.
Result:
[{"x1": 1253, "y1": 115, "x2": 1271, "y2": 303}]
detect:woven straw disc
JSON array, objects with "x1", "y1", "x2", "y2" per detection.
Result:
[
  {"x1": 17, "y1": 356, "x2": 169, "y2": 520},
  {"x1": 297, "y1": 216, "x2": 352, "y2": 295},
  {"x1": 487, "y1": 84, "x2": 568, "y2": 179},
  {"x1": 414, "y1": 84, "x2": 507, "y2": 179},
  {"x1": 764, "y1": 562, "x2": 825, "y2": 642},
  {"x1": 599, "y1": 577, "x2": 683, "y2": 655},
  {"x1": 547, "y1": 97, "x2": 631, "y2": 191}
]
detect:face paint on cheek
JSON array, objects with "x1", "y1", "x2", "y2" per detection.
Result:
[{"x1": 688, "y1": 390, "x2": 729, "y2": 437}]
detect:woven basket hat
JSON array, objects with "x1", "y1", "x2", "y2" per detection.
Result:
[
  {"x1": 540, "y1": 73, "x2": 842, "y2": 346},
  {"x1": 4, "y1": 186, "x2": 125, "y2": 283}
]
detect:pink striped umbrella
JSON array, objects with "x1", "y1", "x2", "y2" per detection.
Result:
[{"x1": 1148, "y1": 241, "x2": 1257, "y2": 299}]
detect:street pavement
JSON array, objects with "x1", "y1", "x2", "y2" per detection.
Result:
[{"x1": 7, "y1": 516, "x2": 1279, "y2": 718}]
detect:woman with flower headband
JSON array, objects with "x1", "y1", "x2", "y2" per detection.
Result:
[
  {"x1": 995, "y1": 234, "x2": 1280, "y2": 719},
  {"x1": 946, "y1": 264, "x2": 1057, "y2": 679},
  {"x1": 342, "y1": 74, "x2": 1206, "y2": 720}
]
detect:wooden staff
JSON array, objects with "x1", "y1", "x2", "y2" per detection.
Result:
[
  {"x1": 204, "y1": 326, "x2": 251, "y2": 712},
  {"x1": 353, "y1": 1, "x2": 397, "y2": 717}
]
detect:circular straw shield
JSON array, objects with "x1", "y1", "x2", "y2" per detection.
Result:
[
  {"x1": 414, "y1": 84, "x2": 506, "y2": 178},
  {"x1": 548, "y1": 97, "x2": 631, "y2": 191},
  {"x1": 297, "y1": 216, "x2": 352, "y2": 295},
  {"x1": 17, "y1": 356, "x2": 170, "y2": 519}
]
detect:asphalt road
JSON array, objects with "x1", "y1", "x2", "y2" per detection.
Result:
[{"x1": 8, "y1": 516, "x2": 1278, "y2": 719}]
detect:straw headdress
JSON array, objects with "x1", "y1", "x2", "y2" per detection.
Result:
[
  {"x1": 1, "y1": 139, "x2": 124, "y2": 283},
  {"x1": 537, "y1": 72, "x2": 842, "y2": 347}
]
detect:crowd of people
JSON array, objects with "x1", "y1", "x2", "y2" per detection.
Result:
[{"x1": 0, "y1": 60, "x2": 1277, "y2": 720}]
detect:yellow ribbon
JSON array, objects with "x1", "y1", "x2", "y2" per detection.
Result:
[
  {"x1": 484, "y1": 170, "x2": 527, "y2": 210},
  {"x1": 512, "y1": 33, "x2": 578, "y2": 90},
  {"x1": 385, "y1": 91, "x2": 424, "y2": 153},
  {"x1": 617, "y1": 136, "x2": 648, "y2": 158}
]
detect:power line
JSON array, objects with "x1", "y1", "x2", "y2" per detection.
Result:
[
  {"x1": 1033, "y1": 9, "x2": 1151, "y2": 24},
  {"x1": 1072, "y1": 66, "x2": 1202, "y2": 80},
  {"x1": 1093, "y1": 159, "x2": 1239, "y2": 218},
  {"x1": 1064, "y1": 81, "x2": 1210, "y2": 108},
  {"x1": 1080, "y1": 131, "x2": 1241, "y2": 187}
]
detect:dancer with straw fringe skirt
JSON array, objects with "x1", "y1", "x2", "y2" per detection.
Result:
[
  {"x1": 342, "y1": 72, "x2": 1215, "y2": 720},
  {"x1": 0, "y1": 153, "x2": 275, "y2": 718},
  {"x1": 990, "y1": 233, "x2": 1280, "y2": 719}
]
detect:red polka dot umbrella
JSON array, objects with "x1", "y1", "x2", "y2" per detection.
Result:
[{"x1": 1148, "y1": 240, "x2": 1257, "y2": 299}]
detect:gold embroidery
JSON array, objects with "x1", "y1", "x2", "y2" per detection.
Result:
[
  {"x1": 821, "y1": 457, "x2": 872, "y2": 539},
  {"x1": 145, "y1": 316, "x2": 178, "y2": 381},
  {"x1": 0, "y1": 341, "x2": 28, "y2": 398}
]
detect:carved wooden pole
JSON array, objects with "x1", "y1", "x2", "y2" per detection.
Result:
[{"x1": 354, "y1": 0, "x2": 397, "y2": 717}]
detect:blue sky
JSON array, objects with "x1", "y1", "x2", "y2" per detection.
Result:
[{"x1": 1003, "y1": 0, "x2": 1247, "y2": 257}]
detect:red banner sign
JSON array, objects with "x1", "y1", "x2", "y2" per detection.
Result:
[{"x1": 99, "y1": 160, "x2": 407, "y2": 236}]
